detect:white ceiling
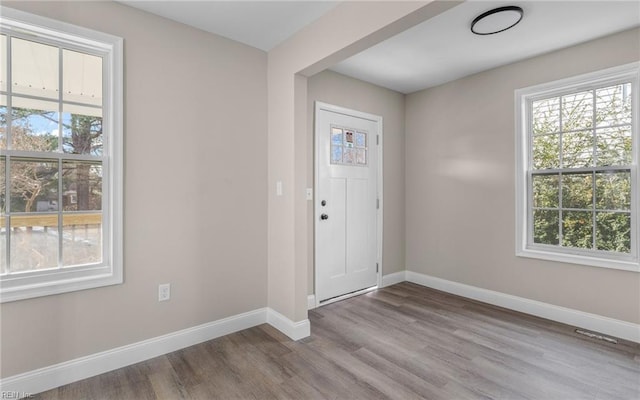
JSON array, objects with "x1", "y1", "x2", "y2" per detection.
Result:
[
  {"x1": 119, "y1": 1, "x2": 339, "y2": 51},
  {"x1": 332, "y1": 1, "x2": 640, "y2": 93},
  {"x1": 120, "y1": 1, "x2": 640, "y2": 94}
]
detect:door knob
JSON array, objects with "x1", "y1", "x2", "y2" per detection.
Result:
[{"x1": 320, "y1": 214, "x2": 329, "y2": 220}]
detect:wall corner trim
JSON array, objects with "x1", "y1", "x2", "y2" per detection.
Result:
[
  {"x1": 266, "y1": 308, "x2": 311, "y2": 341},
  {"x1": 1, "y1": 307, "x2": 311, "y2": 396},
  {"x1": 381, "y1": 271, "x2": 407, "y2": 287},
  {"x1": 307, "y1": 294, "x2": 317, "y2": 310},
  {"x1": 405, "y1": 270, "x2": 640, "y2": 343}
]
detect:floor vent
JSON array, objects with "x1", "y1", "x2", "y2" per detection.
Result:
[{"x1": 575, "y1": 329, "x2": 618, "y2": 344}]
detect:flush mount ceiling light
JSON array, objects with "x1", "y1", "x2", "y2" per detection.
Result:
[{"x1": 471, "y1": 6, "x2": 524, "y2": 35}]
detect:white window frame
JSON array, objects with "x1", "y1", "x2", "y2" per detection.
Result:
[
  {"x1": 516, "y1": 63, "x2": 640, "y2": 272},
  {"x1": 0, "y1": 7, "x2": 123, "y2": 302}
]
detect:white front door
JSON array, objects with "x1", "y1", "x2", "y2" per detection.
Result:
[{"x1": 315, "y1": 102, "x2": 381, "y2": 303}]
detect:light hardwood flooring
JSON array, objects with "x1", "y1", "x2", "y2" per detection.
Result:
[{"x1": 37, "y1": 282, "x2": 640, "y2": 399}]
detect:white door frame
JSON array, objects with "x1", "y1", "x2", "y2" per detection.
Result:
[{"x1": 313, "y1": 101, "x2": 383, "y2": 307}]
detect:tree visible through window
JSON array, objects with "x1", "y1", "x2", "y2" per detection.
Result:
[
  {"x1": 531, "y1": 83, "x2": 632, "y2": 252},
  {"x1": 0, "y1": 7, "x2": 122, "y2": 302},
  {"x1": 516, "y1": 63, "x2": 639, "y2": 271},
  {"x1": 1, "y1": 36, "x2": 104, "y2": 272}
]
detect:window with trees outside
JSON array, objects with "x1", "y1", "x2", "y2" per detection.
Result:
[
  {"x1": 0, "y1": 8, "x2": 123, "y2": 302},
  {"x1": 516, "y1": 63, "x2": 639, "y2": 272}
]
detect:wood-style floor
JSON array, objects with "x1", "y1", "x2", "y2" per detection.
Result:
[{"x1": 37, "y1": 282, "x2": 640, "y2": 399}]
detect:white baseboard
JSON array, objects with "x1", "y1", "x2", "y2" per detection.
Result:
[
  {"x1": 381, "y1": 271, "x2": 407, "y2": 287},
  {"x1": 307, "y1": 294, "x2": 316, "y2": 310},
  {"x1": 406, "y1": 271, "x2": 640, "y2": 343},
  {"x1": 266, "y1": 308, "x2": 311, "y2": 341},
  {"x1": 1, "y1": 307, "x2": 311, "y2": 396}
]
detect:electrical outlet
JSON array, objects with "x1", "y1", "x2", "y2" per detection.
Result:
[{"x1": 158, "y1": 283, "x2": 171, "y2": 301}]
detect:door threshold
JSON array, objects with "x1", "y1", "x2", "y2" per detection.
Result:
[{"x1": 318, "y1": 286, "x2": 378, "y2": 307}]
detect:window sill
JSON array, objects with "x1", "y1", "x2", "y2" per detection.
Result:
[
  {"x1": 517, "y1": 248, "x2": 640, "y2": 272},
  {"x1": 0, "y1": 267, "x2": 122, "y2": 303}
]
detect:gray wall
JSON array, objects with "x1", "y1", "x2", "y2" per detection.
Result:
[
  {"x1": 307, "y1": 70, "x2": 406, "y2": 295},
  {"x1": 1, "y1": 1, "x2": 268, "y2": 377},
  {"x1": 405, "y1": 28, "x2": 640, "y2": 324}
]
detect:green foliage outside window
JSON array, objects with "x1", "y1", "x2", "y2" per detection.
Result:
[{"x1": 531, "y1": 83, "x2": 632, "y2": 253}]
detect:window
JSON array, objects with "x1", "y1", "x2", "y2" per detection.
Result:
[
  {"x1": 0, "y1": 7, "x2": 123, "y2": 301},
  {"x1": 516, "y1": 63, "x2": 639, "y2": 271},
  {"x1": 330, "y1": 126, "x2": 368, "y2": 166}
]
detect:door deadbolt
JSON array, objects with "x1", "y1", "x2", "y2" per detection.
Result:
[{"x1": 321, "y1": 200, "x2": 327, "y2": 206}]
